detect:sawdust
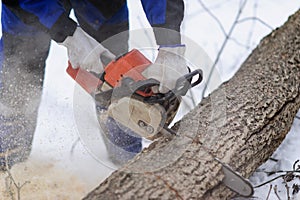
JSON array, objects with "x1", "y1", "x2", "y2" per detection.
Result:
[{"x1": 0, "y1": 158, "x2": 89, "y2": 200}]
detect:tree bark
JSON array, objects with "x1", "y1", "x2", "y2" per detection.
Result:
[{"x1": 83, "y1": 9, "x2": 300, "y2": 200}]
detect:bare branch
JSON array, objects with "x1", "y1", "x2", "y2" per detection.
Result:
[
  {"x1": 4, "y1": 153, "x2": 30, "y2": 200},
  {"x1": 201, "y1": 0, "x2": 248, "y2": 98},
  {"x1": 254, "y1": 175, "x2": 285, "y2": 188},
  {"x1": 274, "y1": 185, "x2": 282, "y2": 200},
  {"x1": 284, "y1": 181, "x2": 291, "y2": 200},
  {"x1": 197, "y1": 0, "x2": 227, "y2": 36},
  {"x1": 229, "y1": 37, "x2": 251, "y2": 49},
  {"x1": 266, "y1": 184, "x2": 272, "y2": 200},
  {"x1": 237, "y1": 17, "x2": 274, "y2": 30}
]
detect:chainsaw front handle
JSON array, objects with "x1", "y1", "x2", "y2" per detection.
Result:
[
  {"x1": 173, "y1": 69, "x2": 203, "y2": 96},
  {"x1": 144, "y1": 69, "x2": 203, "y2": 104}
]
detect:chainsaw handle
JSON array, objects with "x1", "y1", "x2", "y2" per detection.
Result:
[
  {"x1": 188, "y1": 69, "x2": 203, "y2": 88},
  {"x1": 112, "y1": 78, "x2": 160, "y2": 99},
  {"x1": 94, "y1": 78, "x2": 160, "y2": 108},
  {"x1": 173, "y1": 69, "x2": 203, "y2": 96},
  {"x1": 144, "y1": 69, "x2": 203, "y2": 105},
  {"x1": 66, "y1": 62, "x2": 103, "y2": 94}
]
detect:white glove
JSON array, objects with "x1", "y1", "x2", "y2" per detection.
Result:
[
  {"x1": 142, "y1": 45, "x2": 189, "y2": 93},
  {"x1": 61, "y1": 27, "x2": 115, "y2": 71}
]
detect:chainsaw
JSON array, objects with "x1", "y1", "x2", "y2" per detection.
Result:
[
  {"x1": 66, "y1": 48, "x2": 254, "y2": 197},
  {"x1": 67, "y1": 49, "x2": 202, "y2": 139}
]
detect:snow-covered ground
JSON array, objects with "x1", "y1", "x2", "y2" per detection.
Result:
[{"x1": 1, "y1": 1, "x2": 300, "y2": 199}]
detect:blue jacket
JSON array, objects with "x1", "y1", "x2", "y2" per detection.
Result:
[{"x1": 2, "y1": 0, "x2": 167, "y2": 43}]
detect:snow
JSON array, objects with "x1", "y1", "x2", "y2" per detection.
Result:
[
  {"x1": 249, "y1": 111, "x2": 300, "y2": 200},
  {"x1": 1, "y1": 0, "x2": 300, "y2": 199}
]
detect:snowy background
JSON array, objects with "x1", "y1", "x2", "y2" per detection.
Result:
[{"x1": 1, "y1": 0, "x2": 300, "y2": 199}]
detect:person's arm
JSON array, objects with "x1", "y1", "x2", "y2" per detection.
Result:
[
  {"x1": 141, "y1": 0, "x2": 184, "y2": 45},
  {"x1": 5, "y1": 0, "x2": 114, "y2": 70},
  {"x1": 16, "y1": 0, "x2": 77, "y2": 42},
  {"x1": 140, "y1": 0, "x2": 188, "y2": 93}
]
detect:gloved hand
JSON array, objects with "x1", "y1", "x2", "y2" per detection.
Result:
[
  {"x1": 61, "y1": 27, "x2": 115, "y2": 70},
  {"x1": 142, "y1": 45, "x2": 189, "y2": 93}
]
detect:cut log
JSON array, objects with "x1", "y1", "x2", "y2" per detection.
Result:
[{"x1": 83, "y1": 9, "x2": 300, "y2": 199}]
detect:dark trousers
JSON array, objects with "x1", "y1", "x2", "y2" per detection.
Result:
[{"x1": 0, "y1": 32, "x2": 51, "y2": 168}]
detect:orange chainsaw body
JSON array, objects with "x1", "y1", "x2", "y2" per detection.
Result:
[{"x1": 67, "y1": 49, "x2": 153, "y2": 97}]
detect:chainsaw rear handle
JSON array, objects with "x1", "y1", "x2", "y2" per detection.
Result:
[{"x1": 66, "y1": 61, "x2": 103, "y2": 94}]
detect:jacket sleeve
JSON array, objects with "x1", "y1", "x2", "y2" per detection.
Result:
[
  {"x1": 14, "y1": 0, "x2": 77, "y2": 42},
  {"x1": 141, "y1": 0, "x2": 184, "y2": 45}
]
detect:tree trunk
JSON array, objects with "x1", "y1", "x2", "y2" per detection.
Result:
[{"x1": 83, "y1": 9, "x2": 300, "y2": 200}]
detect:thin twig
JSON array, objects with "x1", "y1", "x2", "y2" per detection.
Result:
[
  {"x1": 269, "y1": 157, "x2": 279, "y2": 162},
  {"x1": 254, "y1": 175, "x2": 285, "y2": 188},
  {"x1": 293, "y1": 160, "x2": 299, "y2": 171},
  {"x1": 274, "y1": 185, "x2": 281, "y2": 200},
  {"x1": 5, "y1": 176, "x2": 14, "y2": 200},
  {"x1": 189, "y1": 0, "x2": 260, "y2": 56},
  {"x1": 5, "y1": 153, "x2": 30, "y2": 200},
  {"x1": 197, "y1": 0, "x2": 227, "y2": 36},
  {"x1": 254, "y1": 170, "x2": 300, "y2": 187},
  {"x1": 266, "y1": 184, "x2": 272, "y2": 200},
  {"x1": 229, "y1": 37, "x2": 251, "y2": 49},
  {"x1": 237, "y1": 17, "x2": 273, "y2": 30},
  {"x1": 262, "y1": 170, "x2": 300, "y2": 176},
  {"x1": 200, "y1": 0, "x2": 248, "y2": 98},
  {"x1": 285, "y1": 181, "x2": 290, "y2": 200}
]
